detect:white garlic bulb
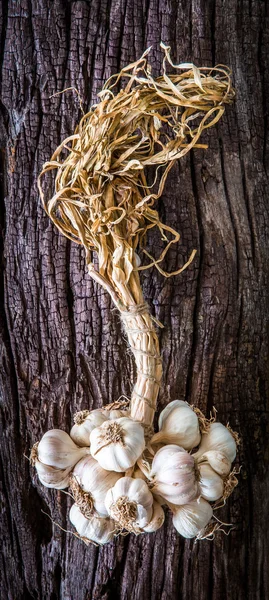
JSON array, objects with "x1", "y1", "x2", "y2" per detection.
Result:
[
  {"x1": 37, "y1": 429, "x2": 89, "y2": 469},
  {"x1": 143, "y1": 501, "x2": 165, "y2": 533},
  {"x1": 198, "y1": 464, "x2": 224, "y2": 502},
  {"x1": 105, "y1": 477, "x2": 153, "y2": 532},
  {"x1": 151, "y1": 400, "x2": 201, "y2": 451},
  {"x1": 194, "y1": 422, "x2": 237, "y2": 462},
  {"x1": 172, "y1": 498, "x2": 213, "y2": 539},
  {"x1": 34, "y1": 459, "x2": 71, "y2": 489},
  {"x1": 90, "y1": 417, "x2": 145, "y2": 472},
  {"x1": 70, "y1": 410, "x2": 108, "y2": 447},
  {"x1": 72, "y1": 455, "x2": 122, "y2": 517},
  {"x1": 70, "y1": 504, "x2": 115, "y2": 545},
  {"x1": 149, "y1": 445, "x2": 199, "y2": 505},
  {"x1": 195, "y1": 450, "x2": 231, "y2": 477}
]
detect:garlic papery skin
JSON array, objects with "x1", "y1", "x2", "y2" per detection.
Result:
[
  {"x1": 132, "y1": 466, "x2": 148, "y2": 481},
  {"x1": 143, "y1": 501, "x2": 165, "y2": 533},
  {"x1": 198, "y1": 464, "x2": 224, "y2": 502},
  {"x1": 149, "y1": 445, "x2": 199, "y2": 505},
  {"x1": 90, "y1": 417, "x2": 145, "y2": 472},
  {"x1": 105, "y1": 477, "x2": 153, "y2": 532},
  {"x1": 171, "y1": 498, "x2": 213, "y2": 539},
  {"x1": 72, "y1": 455, "x2": 122, "y2": 517},
  {"x1": 70, "y1": 410, "x2": 108, "y2": 447},
  {"x1": 151, "y1": 400, "x2": 201, "y2": 451},
  {"x1": 194, "y1": 422, "x2": 237, "y2": 463},
  {"x1": 195, "y1": 450, "x2": 231, "y2": 477},
  {"x1": 37, "y1": 430, "x2": 90, "y2": 469},
  {"x1": 34, "y1": 460, "x2": 72, "y2": 489},
  {"x1": 69, "y1": 504, "x2": 115, "y2": 545},
  {"x1": 105, "y1": 409, "x2": 130, "y2": 420}
]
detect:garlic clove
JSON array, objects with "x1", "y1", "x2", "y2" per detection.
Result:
[
  {"x1": 143, "y1": 501, "x2": 165, "y2": 533},
  {"x1": 90, "y1": 417, "x2": 145, "y2": 472},
  {"x1": 72, "y1": 455, "x2": 122, "y2": 517},
  {"x1": 195, "y1": 450, "x2": 231, "y2": 477},
  {"x1": 152, "y1": 400, "x2": 201, "y2": 451},
  {"x1": 70, "y1": 504, "x2": 116, "y2": 545},
  {"x1": 149, "y1": 445, "x2": 199, "y2": 505},
  {"x1": 198, "y1": 464, "x2": 224, "y2": 502},
  {"x1": 194, "y1": 422, "x2": 237, "y2": 462},
  {"x1": 70, "y1": 410, "x2": 108, "y2": 447},
  {"x1": 105, "y1": 476, "x2": 153, "y2": 532},
  {"x1": 104, "y1": 409, "x2": 130, "y2": 420},
  {"x1": 34, "y1": 460, "x2": 71, "y2": 489},
  {"x1": 171, "y1": 498, "x2": 213, "y2": 539},
  {"x1": 37, "y1": 429, "x2": 90, "y2": 470}
]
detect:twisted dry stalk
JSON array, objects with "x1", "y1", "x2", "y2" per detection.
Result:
[{"x1": 38, "y1": 43, "x2": 234, "y2": 426}]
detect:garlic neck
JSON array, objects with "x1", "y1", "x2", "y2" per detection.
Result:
[{"x1": 119, "y1": 304, "x2": 162, "y2": 426}]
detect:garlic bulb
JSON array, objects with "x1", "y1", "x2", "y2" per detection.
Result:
[
  {"x1": 105, "y1": 477, "x2": 153, "y2": 532},
  {"x1": 70, "y1": 410, "x2": 108, "y2": 447},
  {"x1": 172, "y1": 498, "x2": 213, "y2": 539},
  {"x1": 90, "y1": 417, "x2": 145, "y2": 472},
  {"x1": 198, "y1": 464, "x2": 224, "y2": 502},
  {"x1": 70, "y1": 504, "x2": 115, "y2": 545},
  {"x1": 143, "y1": 501, "x2": 165, "y2": 533},
  {"x1": 151, "y1": 400, "x2": 201, "y2": 451},
  {"x1": 195, "y1": 450, "x2": 231, "y2": 477},
  {"x1": 72, "y1": 455, "x2": 122, "y2": 517},
  {"x1": 34, "y1": 459, "x2": 71, "y2": 489},
  {"x1": 37, "y1": 429, "x2": 89, "y2": 469},
  {"x1": 149, "y1": 445, "x2": 198, "y2": 505},
  {"x1": 194, "y1": 422, "x2": 237, "y2": 462}
]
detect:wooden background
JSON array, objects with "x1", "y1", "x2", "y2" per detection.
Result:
[{"x1": 0, "y1": 1, "x2": 268, "y2": 598}]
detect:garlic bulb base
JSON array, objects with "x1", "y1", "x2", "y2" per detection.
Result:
[
  {"x1": 109, "y1": 496, "x2": 141, "y2": 533},
  {"x1": 105, "y1": 477, "x2": 153, "y2": 532},
  {"x1": 73, "y1": 410, "x2": 91, "y2": 425},
  {"x1": 90, "y1": 417, "x2": 145, "y2": 472},
  {"x1": 69, "y1": 476, "x2": 94, "y2": 519}
]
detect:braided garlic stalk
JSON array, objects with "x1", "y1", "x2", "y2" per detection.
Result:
[{"x1": 31, "y1": 44, "x2": 239, "y2": 544}]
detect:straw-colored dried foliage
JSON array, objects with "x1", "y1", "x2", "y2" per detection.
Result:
[{"x1": 38, "y1": 44, "x2": 234, "y2": 308}]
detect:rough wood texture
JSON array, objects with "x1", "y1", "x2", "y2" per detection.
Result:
[{"x1": 0, "y1": 1, "x2": 268, "y2": 599}]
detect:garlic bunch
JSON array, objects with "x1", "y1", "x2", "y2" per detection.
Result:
[
  {"x1": 193, "y1": 422, "x2": 237, "y2": 463},
  {"x1": 151, "y1": 400, "x2": 201, "y2": 451},
  {"x1": 70, "y1": 410, "x2": 108, "y2": 447},
  {"x1": 70, "y1": 504, "x2": 115, "y2": 545},
  {"x1": 105, "y1": 477, "x2": 153, "y2": 532},
  {"x1": 171, "y1": 498, "x2": 213, "y2": 539},
  {"x1": 149, "y1": 445, "x2": 198, "y2": 505},
  {"x1": 90, "y1": 417, "x2": 145, "y2": 472},
  {"x1": 72, "y1": 455, "x2": 122, "y2": 517},
  {"x1": 36, "y1": 430, "x2": 89, "y2": 470}
]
